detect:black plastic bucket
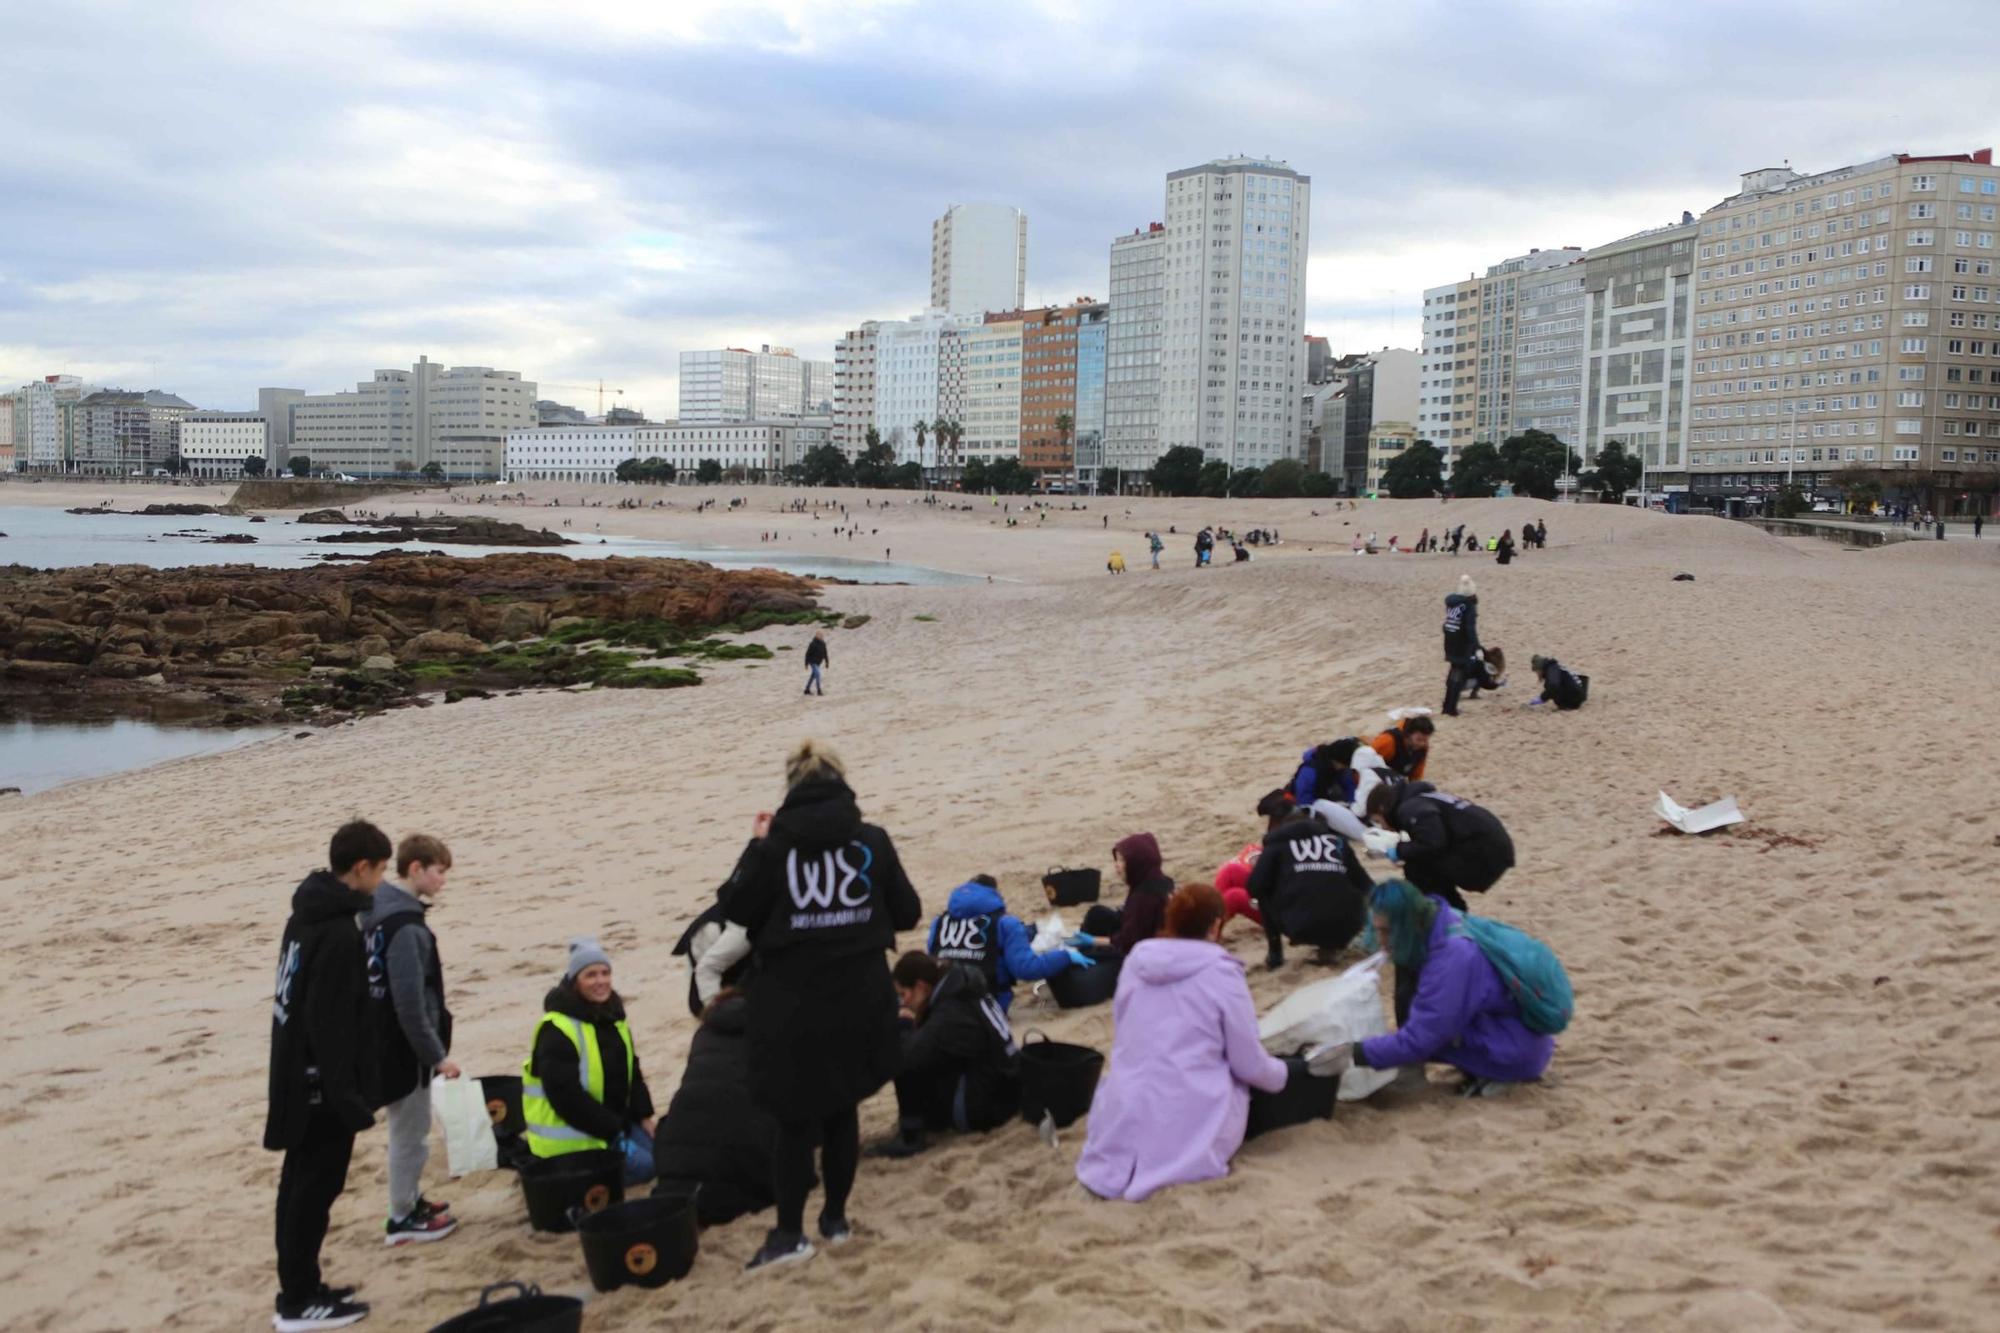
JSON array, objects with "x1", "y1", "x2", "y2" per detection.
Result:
[
  {"x1": 427, "y1": 1281, "x2": 582, "y2": 1333},
  {"x1": 1046, "y1": 954, "x2": 1120, "y2": 1009},
  {"x1": 1245, "y1": 1057, "x2": 1339, "y2": 1140},
  {"x1": 518, "y1": 1148, "x2": 624, "y2": 1233},
  {"x1": 576, "y1": 1189, "x2": 700, "y2": 1292},
  {"x1": 479, "y1": 1075, "x2": 526, "y2": 1143},
  {"x1": 1041, "y1": 866, "x2": 1101, "y2": 907},
  {"x1": 1017, "y1": 1030, "x2": 1104, "y2": 1128}
]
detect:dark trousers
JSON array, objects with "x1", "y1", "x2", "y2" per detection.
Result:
[
  {"x1": 773, "y1": 1104, "x2": 859, "y2": 1236},
  {"x1": 1442, "y1": 662, "x2": 1469, "y2": 715},
  {"x1": 893, "y1": 1067, "x2": 963, "y2": 1132},
  {"x1": 275, "y1": 1105, "x2": 357, "y2": 1301}
]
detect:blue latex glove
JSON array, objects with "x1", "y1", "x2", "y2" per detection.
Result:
[
  {"x1": 1065, "y1": 948, "x2": 1097, "y2": 968},
  {"x1": 1065, "y1": 931, "x2": 1095, "y2": 949},
  {"x1": 1384, "y1": 844, "x2": 1400, "y2": 863},
  {"x1": 1527, "y1": 697, "x2": 1546, "y2": 708}
]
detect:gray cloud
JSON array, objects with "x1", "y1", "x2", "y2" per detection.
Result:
[{"x1": 5, "y1": 0, "x2": 1997, "y2": 413}]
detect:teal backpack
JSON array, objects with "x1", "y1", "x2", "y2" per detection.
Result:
[{"x1": 1452, "y1": 915, "x2": 1573, "y2": 1035}]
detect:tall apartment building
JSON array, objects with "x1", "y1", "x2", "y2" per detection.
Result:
[
  {"x1": 677, "y1": 345, "x2": 832, "y2": 423},
  {"x1": 1005, "y1": 298, "x2": 1103, "y2": 485},
  {"x1": 1333, "y1": 349, "x2": 1418, "y2": 491},
  {"x1": 1105, "y1": 223, "x2": 1166, "y2": 480},
  {"x1": 1157, "y1": 157, "x2": 1312, "y2": 474},
  {"x1": 73, "y1": 390, "x2": 196, "y2": 475},
  {"x1": 257, "y1": 387, "x2": 305, "y2": 468},
  {"x1": 15, "y1": 374, "x2": 89, "y2": 471},
  {"x1": 1469, "y1": 248, "x2": 1585, "y2": 444},
  {"x1": 960, "y1": 319, "x2": 1024, "y2": 468},
  {"x1": 931, "y1": 204, "x2": 1028, "y2": 317},
  {"x1": 1419, "y1": 278, "x2": 1480, "y2": 459},
  {"x1": 291, "y1": 357, "x2": 535, "y2": 479},
  {"x1": 0, "y1": 392, "x2": 13, "y2": 470},
  {"x1": 1687, "y1": 149, "x2": 2000, "y2": 506},
  {"x1": 181, "y1": 412, "x2": 269, "y2": 479},
  {"x1": 832, "y1": 324, "x2": 879, "y2": 457},
  {"x1": 1580, "y1": 219, "x2": 1696, "y2": 487},
  {"x1": 1074, "y1": 306, "x2": 1109, "y2": 490},
  {"x1": 873, "y1": 310, "x2": 979, "y2": 465}
]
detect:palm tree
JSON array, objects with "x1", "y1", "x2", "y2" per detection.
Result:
[
  {"x1": 1055, "y1": 411, "x2": 1074, "y2": 494},
  {"x1": 931, "y1": 417, "x2": 951, "y2": 489},
  {"x1": 945, "y1": 420, "x2": 964, "y2": 486},
  {"x1": 913, "y1": 420, "x2": 928, "y2": 477}
]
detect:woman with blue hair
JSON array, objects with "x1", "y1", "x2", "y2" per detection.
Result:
[{"x1": 1344, "y1": 879, "x2": 1554, "y2": 1095}]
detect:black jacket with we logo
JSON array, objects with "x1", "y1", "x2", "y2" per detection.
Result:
[
  {"x1": 1246, "y1": 815, "x2": 1372, "y2": 952},
  {"x1": 726, "y1": 777, "x2": 922, "y2": 1118},
  {"x1": 265, "y1": 871, "x2": 378, "y2": 1150}
]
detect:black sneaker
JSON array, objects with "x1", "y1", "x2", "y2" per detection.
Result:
[
  {"x1": 864, "y1": 1128, "x2": 929, "y2": 1159},
  {"x1": 384, "y1": 1207, "x2": 458, "y2": 1246},
  {"x1": 1264, "y1": 944, "x2": 1284, "y2": 972},
  {"x1": 744, "y1": 1228, "x2": 815, "y2": 1274},
  {"x1": 817, "y1": 1213, "x2": 853, "y2": 1246},
  {"x1": 273, "y1": 1292, "x2": 369, "y2": 1331},
  {"x1": 413, "y1": 1195, "x2": 450, "y2": 1218}
]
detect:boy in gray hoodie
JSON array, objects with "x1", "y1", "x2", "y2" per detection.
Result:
[{"x1": 364, "y1": 834, "x2": 460, "y2": 1246}]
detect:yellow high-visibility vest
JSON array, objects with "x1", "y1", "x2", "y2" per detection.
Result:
[{"x1": 520, "y1": 1011, "x2": 634, "y2": 1159}]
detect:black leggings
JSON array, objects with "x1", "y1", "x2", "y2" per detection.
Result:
[{"x1": 773, "y1": 1105, "x2": 859, "y2": 1236}]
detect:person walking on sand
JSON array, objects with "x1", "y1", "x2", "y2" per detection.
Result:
[
  {"x1": 803, "y1": 632, "x2": 829, "y2": 696},
  {"x1": 1148, "y1": 531, "x2": 1163, "y2": 569}
]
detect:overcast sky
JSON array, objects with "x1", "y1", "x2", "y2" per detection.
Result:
[{"x1": 6, "y1": 0, "x2": 1998, "y2": 416}]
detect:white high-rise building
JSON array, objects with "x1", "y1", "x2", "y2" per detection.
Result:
[
  {"x1": 960, "y1": 319, "x2": 1024, "y2": 464},
  {"x1": 833, "y1": 323, "x2": 880, "y2": 457},
  {"x1": 1106, "y1": 223, "x2": 1167, "y2": 478},
  {"x1": 873, "y1": 310, "x2": 979, "y2": 465},
  {"x1": 290, "y1": 357, "x2": 535, "y2": 479},
  {"x1": 931, "y1": 204, "x2": 1028, "y2": 317},
  {"x1": 677, "y1": 345, "x2": 833, "y2": 423},
  {"x1": 1157, "y1": 157, "x2": 1312, "y2": 473},
  {"x1": 17, "y1": 374, "x2": 88, "y2": 471}
]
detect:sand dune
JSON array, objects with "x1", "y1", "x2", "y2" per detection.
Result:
[{"x1": 2, "y1": 481, "x2": 1998, "y2": 1331}]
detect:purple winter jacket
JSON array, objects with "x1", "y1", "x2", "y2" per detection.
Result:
[
  {"x1": 1359, "y1": 903, "x2": 1554, "y2": 1082},
  {"x1": 1076, "y1": 938, "x2": 1289, "y2": 1202}
]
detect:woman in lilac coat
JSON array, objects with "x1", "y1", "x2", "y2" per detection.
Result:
[
  {"x1": 1351, "y1": 879, "x2": 1553, "y2": 1090},
  {"x1": 1077, "y1": 884, "x2": 1289, "y2": 1202}
]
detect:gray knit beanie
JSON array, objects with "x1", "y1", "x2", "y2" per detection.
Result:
[{"x1": 565, "y1": 936, "x2": 612, "y2": 981}]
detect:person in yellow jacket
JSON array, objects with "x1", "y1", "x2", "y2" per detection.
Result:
[
  {"x1": 1107, "y1": 550, "x2": 1127, "y2": 575},
  {"x1": 522, "y1": 938, "x2": 657, "y2": 1184}
]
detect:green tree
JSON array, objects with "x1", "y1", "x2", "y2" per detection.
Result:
[
  {"x1": 890, "y1": 461, "x2": 925, "y2": 489},
  {"x1": 420, "y1": 461, "x2": 444, "y2": 481},
  {"x1": 1198, "y1": 459, "x2": 1230, "y2": 498},
  {"x1": 1251, "y1": 458, "x2": 1300, "y2": 498},
  {"x1": 781, "y1": 463, "x2": 805, "y2": 484},
  {"x1": 910, "y1": 421, "x2": 928, "y2": 474},
  {"x1": 1301, "y1": 470, "x2": 1338, "y2": 498},
  {"x1": 1147, "y1": 445, "x2": 1205, "y2": 497},
  {"x1": 615, "y1": 458, "x2": 641, "y2": 483},
  {"x1": 1579, "y1": 439, "x2": 1642, "y2": 501},
  {"x1": 394, "y1": 458, "x2": 417, "y2": 474},
  {"x1": 1097, "y1": 465, "x2": 1123, "y2": 496},
  {"x1": 1498, "y1": 430, "x2": 1579, "y2": 500},
  {"x1": 1381, "y1": 441, "x2": 1445, "y2": 499},
  {"x1": 163, "y1": 452, "x2": 186, "y2": 476},
  {"x1": 722, "y1": 464, "x2": 747, "y2": 484},
  {"x1": 1054, "y1": 411, "x2": 1074, "y2": 489},
  {"x1": 1226, "y1": 465, "x2": 1263, "y2": 497},
  {"x1": 961, "y1": 457, "x2": 990, "y2": 492},
  {"x1": 1450, "y1": 441, "x2": 1502, "y2": 497},
  {"x1": 987, "y1": 458, "x2": 1035, "y2": 494},
  {"x1": 800, "y1": 444, "x2": 851, "y2": 487},
  {"x1": 288, "y1": 454, "x2": 313, "y2": 478},
  {"x1": 1774, "y1": 483, "x2": 1810, "y2": 517},
  {"x1": 696, "y1": 458, "x2": 723, "y2": 485},
  {"x1": 639, "y1": 456, "x2": 676, "y2": 484},
  {"x1": 242, "y1": 455, "x2": 266, "y2": 477}
]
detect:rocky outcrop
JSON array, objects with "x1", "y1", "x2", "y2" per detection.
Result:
[
  {"x1": 294, "y1": 511, "x2": 574, "y2": 547},
  {"x1": 0, "y1": 554, "x2": 823, "y2": 724},
  {"x1": 66, "y1": 503, "x2": 246, "y2": 517}
]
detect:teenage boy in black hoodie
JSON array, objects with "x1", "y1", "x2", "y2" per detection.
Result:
[{"x1": 266, "y1": 820, "x2": 391, "y2": 1332}]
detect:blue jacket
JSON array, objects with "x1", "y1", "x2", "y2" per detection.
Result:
[
  {"x1": 1288, "y1": 747, "x2": 1357, "y2": 810},
  {"x1": 1359, "y1": 903, "x2": 1553, "y2": 1082},
  {"x1": 925, "y1": 880, "x2": 1070, "y2": 1012}
]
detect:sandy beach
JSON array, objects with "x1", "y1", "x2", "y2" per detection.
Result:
[{"x1": 3, "y1": 478, "x2": 1998, "y2": 1331}]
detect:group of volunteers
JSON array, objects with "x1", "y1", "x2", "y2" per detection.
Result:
[{"x1": 262, "y1": 572, "x2": 1584, "y2": 1329}]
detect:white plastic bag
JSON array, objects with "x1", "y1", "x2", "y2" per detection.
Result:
[
  {"x1": 1029, "y1": 912, "x2": 1069, "y2": 954},
  {"x1": 1654, "y1": 790, "x2": 1745, "y2": 834},
  {"x1": 432, "y1": 1074, "x2": 499, "y2": 1177},
  {"x1": 1258, "y1": 953, "x2": 1398, "y2": 1101}
]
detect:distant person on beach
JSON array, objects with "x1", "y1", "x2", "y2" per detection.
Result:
[
  {"x1": 266, "y1": 820, "x2": 391, "y2": 1333},
  {"x1": 1441, "y1": 575, "x2": 1482, "y2": 716},
  {"x1": 1527, "y1": 655, "x2": 1589, "y2": 710},
  {"x1": 1108, "y1": 550, "x2": 1126, "y2": 574},
  {"x1": 866, "y1": 952, "x2": 1022, "y2": 1158},
  {"x1": 1148, "y1": 531, "x2": 1164, "y2": 568},
  {"x1": 1338, "y1": 879, "x2": 1554, "y2": 1094},
  {"x1": 1495, "y1": 529, "x2": 1516, "y2": 564},
  {"x1": 1075, "y1": 884, "x2": 1297, "y2": 1202},
  {"x1": 1072, "y1": 833, "x2": 1174, "y2": 959},
  {"x1": 1248, "y1": 803, "x2": 1372, "y2": 971},
  {"x1": 364, "y1": 834, "x2": 459, "y2": 1248},
  {"x1": 1975, "y1": 513, "x2": 1984, "y2": 538},
  {"x1": 722, "y1": 739, "x2": 921, "y2": 1273},
  {"x1": 521, "y1": 938, "x2": 657, "y2": 1186},
  {"x1": 926, "y1": 874, "x2": 1089, "y2": 1014},
  {"x1": 803, "y1": 631, "x2": 828, "y2": 696},
  {"x1": 1364, "y1": 780, "x2": 1515, "y2": 918}
]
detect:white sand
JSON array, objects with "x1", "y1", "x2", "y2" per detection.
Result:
[{"x1": 3, "y1": 480, "x2": 1998, "y2": 1330}]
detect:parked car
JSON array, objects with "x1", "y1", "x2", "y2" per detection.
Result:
[{"x1": 1811, "y1": 501, "x2": 1838, "y2": 513}]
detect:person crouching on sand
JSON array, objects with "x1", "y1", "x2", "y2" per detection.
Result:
[
  {"x1": 521, "y1": 939, "x2": 657, "y2": 1186},
  {"x1": 866, "y1": 952, "x2": 1023, "y2": 1159},
  {"x1": 1071, "y1": 833, "x2": 1173, "y2": 959},
  {"x1": 1075, "y1": 885, "x2": 1293, "y2": 1202},
  {"x1": 1335, "y1": 879, "x2": 1553, "y2": 1096}
]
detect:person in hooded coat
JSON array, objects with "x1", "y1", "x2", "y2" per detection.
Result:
[
  {"x1": 1075, "y1": 885, "x2": 1290, "y2": 1202},
  {"x1": 1247, "y1": 807, "x2": 1372, "y2": 971},
  {"x1": 1441, "y1": 576, "x2": 1482, "y2": 716},
  {"x1": 652, "y1": 990, "x2": 793, "y2": 1227},
  {"x1": 723, "y1": 738, "x2": 922, "y2": 1273},
  {"x1": 1527, "y1": 654, "x2": 1589, "y2": 710},
  {"x1": 1364, "y1": 779, "x2": 1515, "y2": 914},
  {"x1": 868, "y1": 953, "x2": 1022, "y2": 1157},
  {"x1": 925, "y1": 875, "x2": 1085, "y2": 1013},
  {"x1": 1073, "y1": 832, "x2": 1174, "y2": 959}
]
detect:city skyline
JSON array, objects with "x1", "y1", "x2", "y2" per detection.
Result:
[{"x1": 6, "y1": 1, "x2": 1998, "y2": 417}]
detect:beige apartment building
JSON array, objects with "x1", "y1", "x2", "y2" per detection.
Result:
[{"x1": 1687, "y1": 149, "x2": 2000, "y2": 510}]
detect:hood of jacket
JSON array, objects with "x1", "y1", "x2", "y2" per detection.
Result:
[
  {"x1": 931, "y1": 961, "x2": 992, "y2": 1007},
  {"x1": 292, "y1": 869, "x2": 373, "y2": 925},
  {"x1": 364, "y1": 880, "x2": 426, "y2": 927},
  {"x1": 542, "y1": 982, "x2": 629, "y2": 1024},
  {"x1": 944, "y1": 880, "x2": 1006, "y2": 920},
  {"x1": 701, "y1": 991, "x2": 750, "y2": 1035},
  {"x1": 1115, "y1": 832, "x2": 1163, "y2": 890},
  {"x1": 1124, "y1": 936, "x2": 1243, "y2": 987},
  {"x1": 1444, "y1": 592, "x2": 1476, "y2": 610},
  {"x1": 772, "y1": 776, "x2": 864, "y2": 852}
]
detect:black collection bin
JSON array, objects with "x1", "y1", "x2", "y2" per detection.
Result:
[
  {"x1": 576, "y1": 1189, "x2": 700, "y2": 1292},
  {"x1": 1046, "y1": 954, "x2": 1120, "y2": 1009},
  {"x1": 479, "y1": 1075, "x2": 526, "y2": 1143},
  {"x1": 1041, "y1": 866, "x2": 1101, "y2": 907},
  {"x1": 518, "y1": 1148, "x2": 624, "y2": 1233},
  {"x1": 427, "y1": 1281, "x2": 583, "y2": 1333},
  {"x1": 1017, "y1": 1031, "x2": 1105, "y2": 1129},
  {"x1": 1245, "y1": 1057, "x2": 1339, "y2": 1140}
]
